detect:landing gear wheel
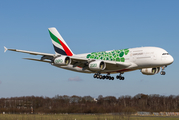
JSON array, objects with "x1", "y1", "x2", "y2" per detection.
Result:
[
  {"x1": 116, "y1": 73, "x2": 125, "y2": 80},
  {"x1": 160, "y1": 71, "x2": 166, "y2": 75},
  {"x1": 97, "y1": 75, "x2": 100, "y2": 79},
  {"x1": 160, "y1": 66, "x2": 167, "y2": 75},
  {"x1": 99, "y1": 75, "x2": 103, "y2": 79},
  {"x1": 94, "y1": 73, "x2": 115, "y2": 80},
  {"x1": 93, "y1": 74, "x2": 97, "y2": 78}
]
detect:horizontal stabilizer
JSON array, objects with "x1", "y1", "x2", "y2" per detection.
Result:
[
  {"x1": 4, "y1": 46, "x2": 8, "y2": 53},
  {"x1": 23, "y1": 58, "x2": 51, "y2": 63}
]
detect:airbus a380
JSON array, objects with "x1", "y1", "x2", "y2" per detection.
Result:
[{"x1": 4, "y1": 27, "x2": 174, "y2": 80}]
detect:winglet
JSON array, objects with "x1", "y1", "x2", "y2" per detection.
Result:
[{"x1": 4, "y1": 46, "x2": 8, "y2": 53}]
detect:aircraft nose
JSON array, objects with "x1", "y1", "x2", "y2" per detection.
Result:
[{"x1": 168, "y1": 55, "x2": 174, "y2": 64}]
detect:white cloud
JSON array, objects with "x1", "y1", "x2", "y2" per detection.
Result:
[{"x1": 68, "y1": 76, "x2": 82, "y2": 81}]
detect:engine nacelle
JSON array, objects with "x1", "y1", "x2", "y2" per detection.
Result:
[
  {"x1": 54, "y1": 56, "x2": 71, "y2": 66},
  {"x1": 89, "y1": 61, "x2": 106, "y2": 71},
  {"x1": 141, "y1": 67, "x2": 160, "y2": 75}
]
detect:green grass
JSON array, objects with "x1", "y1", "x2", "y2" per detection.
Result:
[{"x1": 0, "y1": 114, "x2": 179, "y2": 120}]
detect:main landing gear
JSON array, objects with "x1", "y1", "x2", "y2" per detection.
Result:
[
  {"x1": 116, "y1": 73, "x2": 125, "y2": 80},
  {"x1": 93, "y1": 73, "x2": 114, "y2": 80},
  {"x1": 160, "y1": 66, "x2": 167, "y2": 75},
  {"x1": 93, "y1": 73, "x2": 125, "y2": 80}
]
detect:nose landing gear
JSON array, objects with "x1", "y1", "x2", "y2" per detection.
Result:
[
  {"x1": 160, "y1": 71, "x2": 166, "y2": 75},
  {"x1": 160, "y1": 66, "x2": 167, "y2": 75}
]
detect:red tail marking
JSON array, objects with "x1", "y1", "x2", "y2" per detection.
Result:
[{"x1": 58, "y1": 38, "x2": 73, "y2": 56}]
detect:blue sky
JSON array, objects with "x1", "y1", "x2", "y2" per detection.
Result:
[{"x1": 0, "y1": 0, "x2": 179, "y2": 98}]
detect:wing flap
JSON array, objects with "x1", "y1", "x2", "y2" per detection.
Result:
[{"x1": 23, "y1": 58, "x2": 51, "y2": 63}]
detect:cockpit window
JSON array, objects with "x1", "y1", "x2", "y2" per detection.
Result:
[{"x1": 162, "y1": 53, "x2": 169, "y2": 55}]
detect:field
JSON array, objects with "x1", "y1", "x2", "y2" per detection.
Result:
[{"x1": 0, "y1": 114, "x2": 179, "y2": 120}]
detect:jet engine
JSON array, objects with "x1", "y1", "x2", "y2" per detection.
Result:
[
  {"x1": 53, "y1": 56, "x2": 71, "y2": 66},
  {"x1": 89, "y1": 61, "x2": 106, "y2": 71},
  {"x1": 141, "y1": 67, "x2": 160, "y2": 75}
]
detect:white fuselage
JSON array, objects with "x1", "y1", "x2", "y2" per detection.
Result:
[
  {"x1": 53, "y1": 47, "x2": 174, "y2": 74},
  {"x1": 6, "y1": 27, "x2": 174, "y2": 79}
]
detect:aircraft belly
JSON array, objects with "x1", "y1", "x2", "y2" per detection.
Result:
[{"x1": 104, "y1": 64, "x2": 125, "y2": 72}]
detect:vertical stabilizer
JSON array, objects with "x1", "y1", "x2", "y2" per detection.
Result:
[{"x1": 48, "y1": 27, "x2": 74, "y2": 56}]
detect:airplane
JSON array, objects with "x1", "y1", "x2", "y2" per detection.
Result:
[{"x1": 4, "y1": 27, "x2": 174, "y2": 80}]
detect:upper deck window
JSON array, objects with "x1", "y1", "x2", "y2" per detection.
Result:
[{"x1": 162, "y1": 53, "x2": 169, "y2": 55}]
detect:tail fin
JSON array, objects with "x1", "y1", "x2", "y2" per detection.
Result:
[{"x1": 48, "y1": 27, "x2": 74, "y2": 56}]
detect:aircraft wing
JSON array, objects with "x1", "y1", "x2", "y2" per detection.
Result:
[
  {"x1": 4, "y1": 46, "x2": 54, "y2": 56},
  {"x1": 4, "y1": 46, "x2": 54, "y2": 61},
  {"x1": 5, "y1": 46, "x2": 131, "y2": 71},
  {"x1": 23, "y1": 58, "x2": 51, "y2": 63},
  {"x1": 70, "y1": 56, "x2": 131, "y2": 70}
]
